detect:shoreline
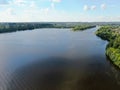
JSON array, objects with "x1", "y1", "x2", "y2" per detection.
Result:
[
  {"x1": 0, "y1": 23, "x2": 96, "y2": 34},
  {"x1": 95, "y1": 26, "x2": 120, "y2": 68}
]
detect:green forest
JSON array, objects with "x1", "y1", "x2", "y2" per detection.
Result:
[
  {"x1": 72, "y1": 25, "x2": 96, "y2": 31},
  {"x1": 0, "y1": 23, "x2": 96, "y2": 33},
  {"x1": 96, "y1": 26, "x2": 120, "y2": 68},
  {"x1": 0, "y1": 23, "x2": 54, "y2": 33}
]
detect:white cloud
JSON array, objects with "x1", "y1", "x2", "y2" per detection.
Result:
[
  {"x1": 13, "y1": 0, "x2": 27, "y2": 6},
  {"x1": 91, "y1": 5, "x2": 96, "y2": 10},
  {"x1": 96, "y1": 16, "x2": 120, "y2": 22},
  {"x1": 83, "y1": 5, "x2": 90, "y2": 11},
  {"x1": 0, "y1": 8, "x2": 120, "y2": 22},
  {"x1": 51, "y1": 0, "x2": 61, "y2": 3},
  {"x1": 50, "y1": 0, "x2": 61, "y2": 9},
  {"x1": 41, "y1": 8, "x2": 50, "y2": 15},
  {"x1": 84, "y1": 5, "x2": 97, "y2": 11},
  {"x1": 30, "y1": 1, "x2": 36, "y2": 8},
  {"x1": 101, "y1": 4, "x2": 106, "y2": 9},
  {"x1": 0, "y1": 8, "x2": 17, "y2": 22},
  {"x1": 0, "y1": 0, "x2": 118, "y2": 22},
  {"x1": 51, "y1": 2, "x2": 55, "y2": 9},
  {"x1": 6, "y1": 8, "x2": 15, "y2": 15}
]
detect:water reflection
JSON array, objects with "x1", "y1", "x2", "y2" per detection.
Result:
[
  {"x1": 106, "y1": 57, "x2": 120, "y2": 85},
  {"x1": 0, "y1": 28, "x2": 119, "y2": 90},
  {"x1": 7, "y1": 57, "x2": 120, "y2": 90}
]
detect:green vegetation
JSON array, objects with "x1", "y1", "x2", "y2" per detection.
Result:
[
  {"x1": 96, "y1": 26, "x2": 120, "y2": 68},
  {"x1": 96, "y1": 26, "x2": 116, "y2": 41},
  {"x1": 0, "y1": 22, "x2": 119, "y2": 33},
  {"x1": 0, "y1": 23, "x2": 97, "y2": 33},
  {"x1": 72, "y1": 25, "x2": 96, "y2": 31},
  {"x1": 0, "y1": 23, "x2": 54, "y2": 33}
]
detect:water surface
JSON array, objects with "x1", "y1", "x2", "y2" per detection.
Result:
[{"x1": 0, "y1": 27, "x2": 120, "y2": 90}]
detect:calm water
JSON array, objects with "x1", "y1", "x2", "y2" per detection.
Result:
[{"x1": 0, "y1": 27, "x2": 120, "y2": 90}]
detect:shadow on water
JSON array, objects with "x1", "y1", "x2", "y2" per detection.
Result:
[
  {"x1": 7, "y1": 57, "x2": 120, "y2": 90},
  {"x1": 105, "y1": 57, "x2": 120, "y2": 84}
]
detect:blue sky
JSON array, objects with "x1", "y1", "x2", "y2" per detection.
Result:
[{"x1": 0, "y1": 0, "x2": 119, "y2": 22}]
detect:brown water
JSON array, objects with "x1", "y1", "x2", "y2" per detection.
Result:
[{"x1": 0, "y1": 27, "x2": 120, "y2": 90}]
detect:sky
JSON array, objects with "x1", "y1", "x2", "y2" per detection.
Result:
[{"x1": 0, "y1": 0, "x2": 120, "y2": 22}]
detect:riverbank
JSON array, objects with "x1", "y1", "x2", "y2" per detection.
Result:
[
  {"x1": 72, "y1": 25, "x2": 96, "y2": 31},
  {"x1": 0, "y1": 23, "x2": 55, "y2": 33},
  {"x1": 0, "y1": 23, "x2": 96, "y2": 33},
  {"x1": 95, "y1": 26, "x2": 120, "y2": 68}
]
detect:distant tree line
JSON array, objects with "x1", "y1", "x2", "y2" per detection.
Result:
[
  {"x1": 72, "y1": 25, "x2": 96, "y2": 31},
  {"x1": 95, "y1": 26, "x2": 118, "y2": 41},
  {"x1": 0, "y1": 23, "x2": 98, "y2": 33},
  {"x1": 0, "y1": 23, "x2": 55, "y2": 33}
]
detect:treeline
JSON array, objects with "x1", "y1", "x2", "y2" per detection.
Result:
[
  {"x1": 0, "y1": 23, "x2": 55, "y2": 33},
  {"x1": 72, "y1": 25, "x2": 96, "y2": 31},
  {"x1": 95, "y1": 26, "x2": 119, "y2": 41},
  {"x1": 96, "y1": 26, "x2": 120, "y2": 68},
  {"x1": 0, "y1": 23, "x2": 97, "y2": 33}
]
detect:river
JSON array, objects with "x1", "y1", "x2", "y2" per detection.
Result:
[{"x1": 0, "y1": 27, "x2": 120, "y2": 90}]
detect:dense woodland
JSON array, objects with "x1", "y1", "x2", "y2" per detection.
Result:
[
  {"x1": 0, "y1": 22, "x2": 119, "y2": 33},
  {"x1": 0, "y1": 23, "x2": 97, "y2": 33},
  {"x1": 96, "y1": 26, "x2": 120, "y2": 68},
  {"x1": 72, "y1": 25, "x2": 96, "y2": 31},
  {"x1": 0, "y1": 23, "x2": 55, "y2": 33}
]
